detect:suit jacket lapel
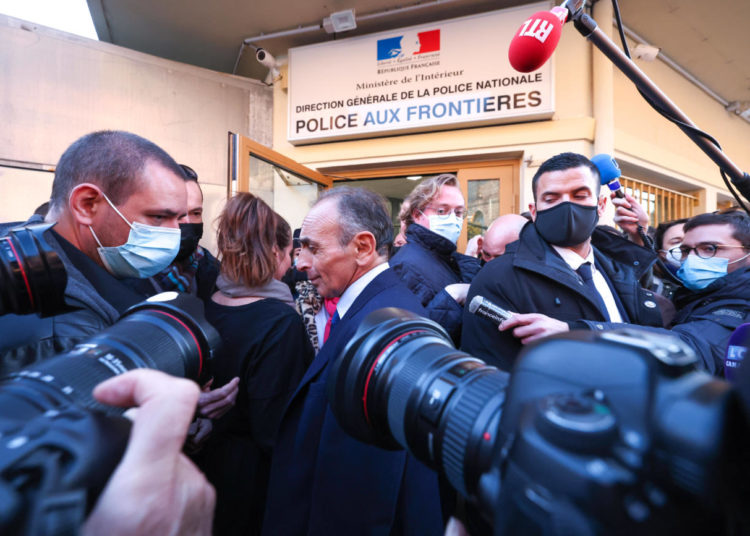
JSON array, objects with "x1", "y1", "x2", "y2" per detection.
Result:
[{"x1": 287, "y1": 270, "x2": 396, "y2": 402}]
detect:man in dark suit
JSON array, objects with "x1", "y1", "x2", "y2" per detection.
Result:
[
  {"x1": 262, "y1": 187, "x2": 443, "y2": 535},
  {"x1": 461, "y1": 152, "x2": 663, "y2": 371}
]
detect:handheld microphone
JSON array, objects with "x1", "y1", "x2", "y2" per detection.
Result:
[
  {"x1": 468, "y1": 295, "x2": 515, "y2": 326},
  {"x1": 592, "y1": 153, "x2": 624, "y2": 199},
  {"x1": 724, "y1": 323, "x2": 750, "y2": 383},
  {"x1": 508, "y1": 5, "x2": 568, "y2": 73},
  {"x1": 592, "y1": 153, "x2": 659, "y2": 252}
]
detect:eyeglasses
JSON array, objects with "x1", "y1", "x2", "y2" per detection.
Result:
[
  {"x1": 668, "y1": 244, "x2": 749, "y2": 261},
  {"x1": 660, "y1": 248, "x2": 683, "y2": 263},
  {"x1": 423, "y1": 205, "x2": 466, "y2": 220}
]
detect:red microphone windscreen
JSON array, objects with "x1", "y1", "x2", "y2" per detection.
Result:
[{"x1": 508, "y1": 8, "x2": 565, "y2": 73}]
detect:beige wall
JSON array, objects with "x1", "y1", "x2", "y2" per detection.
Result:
[
  {"x1": 613, "y1": 46, "x2": 750, "y2": 192},
  {"x1": 0, "y1": 14, "x2": 273, "y2": 254}
]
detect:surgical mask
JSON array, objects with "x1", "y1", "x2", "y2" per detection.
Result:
[
  {"x1": 175, "y1": 223, "x2": 203, "y2": 262},
  {"x1": 428, "y1": 213, "x2": 462, "y2": 244},
  {"x1": 534, "y1": 201, "x2": 598, "y2": 247},
  {"x1": 677, "y1": 252, "x2": 750, "y2": 291},
  {"x1": 89, "y1": 193, "x2": 181, "y2": 279}
]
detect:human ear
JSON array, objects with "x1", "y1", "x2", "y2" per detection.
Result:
[
  {"x1": 68, "y1": 184, "x2": 105, "y2": 226},
  {"x1": 352, "y1": 231, "x2": 377, "y2": 264},
  {"x1": 597, "y1": 195, "x2": 607, "y2": 217}
]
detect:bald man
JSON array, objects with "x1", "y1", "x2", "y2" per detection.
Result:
[{"x1": 477, "y1": 214, "x2": 529, "y2": 263}]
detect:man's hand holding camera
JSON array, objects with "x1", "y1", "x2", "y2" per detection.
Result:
[{"x1": 82, "y1": 370, "x2": 215, "y2": 536}]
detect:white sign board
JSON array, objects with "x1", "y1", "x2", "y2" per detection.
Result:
[{"x1": 288, "y1": 2, "x2": 555, "y2": 145}]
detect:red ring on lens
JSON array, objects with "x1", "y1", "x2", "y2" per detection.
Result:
[
  {"x1": 362, "y1": 329, "x2": 425, "y2": 425},
  {"x1": 6, "y1": 238, "x2": 35, "y2": 310},
  {"x1": 150, "y1": 310, "x2": 203, "y2": 378}
]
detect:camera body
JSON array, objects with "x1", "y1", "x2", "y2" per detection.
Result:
[
  {"x1": 327, "y1": 309, "x2": 748, "y2": 535},
  {"x1": 0, "y1": 291, "x2": 220, "y2": 535},
  {"x1": 489, "y1": 328, "x2": 744, "y2": 535}
]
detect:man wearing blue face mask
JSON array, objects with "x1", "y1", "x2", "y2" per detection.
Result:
[
  {"x1": 461, "y1": 152, "x2": 663, "y2": 370},
  {"x1": 497, "y1": 210, "x2": 750, "y2": 377},
  {"x1": 0, "y1": 130, "x2": 187, "y2": 375},
  {"x1": 390, "y1": 173, "x2": 481, "y2": 343}
]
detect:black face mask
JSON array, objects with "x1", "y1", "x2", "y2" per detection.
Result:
[
  {"x1": 533, "y1": 201, "x2": 599, "y2": 247},
  {"x1": 175, "y1": 222, "x2": 204, "y2": 262}
]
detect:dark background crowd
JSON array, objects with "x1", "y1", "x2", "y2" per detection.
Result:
[{"x1": 1, "y1": 130, "x2": 749, "y2": 535}]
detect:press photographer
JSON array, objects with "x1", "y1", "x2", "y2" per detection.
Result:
[
  {"x1": 327, "y1": 308, "x2": 750, "y2": 535},
  {"x1": 0, "y1": 130, "x2": 188, "y2": 376}
]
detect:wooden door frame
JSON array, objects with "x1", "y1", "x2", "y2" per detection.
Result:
[{"x1": 228, "y1": 133, "x2": 334, "y2": 197}]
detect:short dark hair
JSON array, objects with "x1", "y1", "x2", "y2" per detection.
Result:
[
  {"x1": 179, "y1": 164, "x2": 198, "y2": 182},
  {"x1": 49, "y1": 130, "x2": 184, "y2": 216},
  {"x1": 654, "y1": 218, "x2": 688, "y2": 250},
  {"x1": 683, "y1": 211, "x2": 750, "y2": 248},
  {"x1": 531, "y1": 152, "x2": 600, "y2": 201},
  {"x1": 179, "y1": 163, "x2": 203, "y2": 200},
  {"x1": 317, "y1": 187, "x2": 393, "y2": 256}
]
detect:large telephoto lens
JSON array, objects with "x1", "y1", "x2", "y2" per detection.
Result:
[
  {"x1": 327, "y1": 308, "x2": 509, "y2": 500},
  {"x1": 0, "y1": 292, "x2": 220, "y2": 422},
  {"x1": 0, "y1": 224, "x2": 67, "y2": 317}
]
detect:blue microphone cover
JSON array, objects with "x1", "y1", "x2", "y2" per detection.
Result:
[{"x1": 591, "y1": 154, "x2": 621, "y2": 186}]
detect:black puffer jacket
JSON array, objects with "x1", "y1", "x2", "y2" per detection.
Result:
[
  {"x1": 0, "y1": 217, "x2": 141, "y2": 376},
  {"x1": 572, "y1": 266, "x2": 750, "y2": 376},
  {"x1": 390, "y1": 224, "x2": 481, "y2": 342},
  {"x1": 461, "y1": 224, "x2": 664, "y2": 371}
]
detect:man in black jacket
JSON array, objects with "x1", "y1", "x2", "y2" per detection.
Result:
[
  {"x1": 502, "y1": 210, "x2": 750, "y2": 376},
  {"x1": 390, "y1": 173, "x2": 481, "y2": 342},
  {"x1": 461, "y1": 153, "x2": 663, "y2": 370},
  {"x1": 0, "y1": 130, "x2": 187, "y2": 375}
]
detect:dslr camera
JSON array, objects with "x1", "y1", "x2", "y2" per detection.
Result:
[
  {"x1": 327, "y1": 308, "x2": 749, "y2": 535},
  {"x1": 0, "y1": 223, "x2": 220, "y2": 535}
]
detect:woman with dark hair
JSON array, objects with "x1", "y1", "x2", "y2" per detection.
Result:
[
  {"x1": 651, "y1": 217, "x2": 688, "y2": 300},
  {"x1": 197, "y1": 193, "x2": 313, "y2": 535}
]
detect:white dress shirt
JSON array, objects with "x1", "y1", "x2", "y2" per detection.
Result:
[
  {"x1": 552, "y1": 245, "x2": 623, "y2": 322},
  {"x1": 314, "y1": 262, "x2": 390, "y2": 348}
]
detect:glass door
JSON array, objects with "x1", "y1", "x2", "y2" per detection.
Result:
[{"x1": 457, "y1": 163, "x2": 517, "y2": 252}]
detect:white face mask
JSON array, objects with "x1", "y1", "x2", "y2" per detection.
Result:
[
  {"x1": 427, "y1": 213, "x2": 463, "y2": 244},
  {"x1": 89, "y1": 193, "x2": 181, "y2": 279}
]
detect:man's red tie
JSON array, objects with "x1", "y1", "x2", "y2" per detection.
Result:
[{"x1": 323, "y1": 297, "x2": 340, "y2": 343}]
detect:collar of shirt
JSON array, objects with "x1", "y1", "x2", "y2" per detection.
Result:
[
  {"x1": 552, "y1": 244, "x2": 595, "y2": 272},
  {"x1": 553, "y1": 244, "x2": 623, "y2": 322},
  {"x1": 337, "y1": 262, "x2": 390, "y2": 320}
]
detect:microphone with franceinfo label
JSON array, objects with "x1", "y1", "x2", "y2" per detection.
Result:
[{"x1": 468, "y1": 295, "x2": 515, "y2": 326}]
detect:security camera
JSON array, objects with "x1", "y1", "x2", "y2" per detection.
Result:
[{"x1": 256, "y1": 48, "x2": 277, "y2": 69}]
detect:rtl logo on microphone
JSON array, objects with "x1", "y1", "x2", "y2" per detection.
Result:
[{"x1": 517, "y1": 6, "x2": 568, "y2": 44}]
